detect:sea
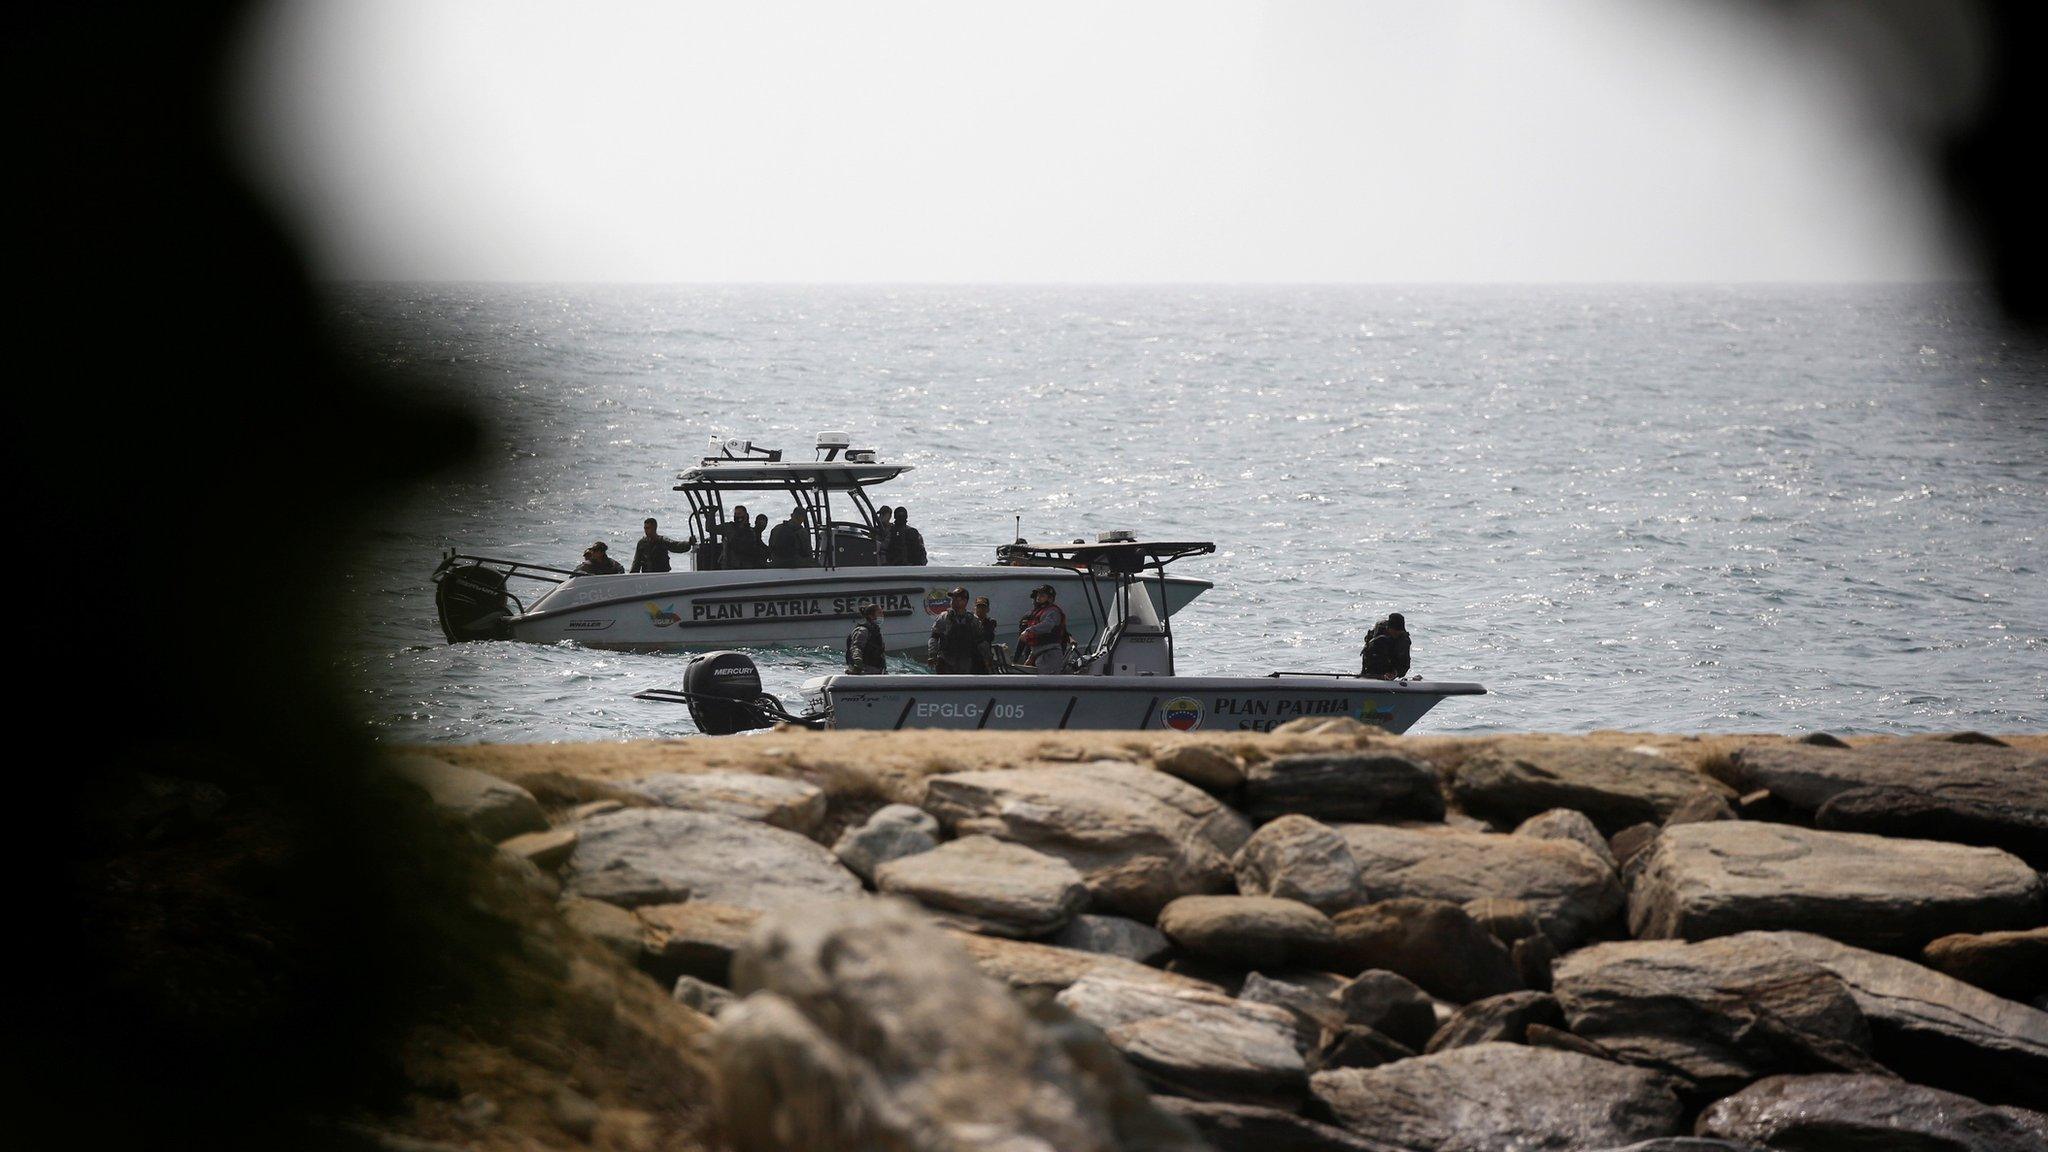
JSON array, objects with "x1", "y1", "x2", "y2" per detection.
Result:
[{"x1": 327, "y1": 283, "x2": 2048, "y2": 744}]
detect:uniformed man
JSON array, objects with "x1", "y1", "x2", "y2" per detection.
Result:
[
  {"x1": 571, "y1": 541, "x2": 623, "y2": 576},
  {"x1": 716, "y1": 504, "x2": 757, "y2": 569},
  {"x1": 845, "y1": 601, "x2": 886, "y2": 674},
  {"x1": 886, "y1": 506, "x2": 927, "y2": 566},
  {"x1": 1362, "y1": 613, "x2": 1412, "y2": 679},
  {"x1": 873, "y1": 505, "x2": 894, "y2": 566},
  {"x1": 928, "y1": 587, "x2": 989, "y2": 674},
  {"x1": 695, "y1": 510, "x2": 724, "y2": 571},
  {"x1": 1015, "y1": 583, "x2": 1068, "y2": 673},
  {"x1": 768, "y1": 507, "x2": 814, "y2": 567},
  {"x1": 630, "y1": 517, "x2": 694, "y2": 573}
]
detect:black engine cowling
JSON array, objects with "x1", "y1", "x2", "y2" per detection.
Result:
[
  {"x1": 435, "y1": 564, "x2": 515, "y2": 642},
  {"x1": 682, "y1": 651, "x2": 774, "y2": 735}
]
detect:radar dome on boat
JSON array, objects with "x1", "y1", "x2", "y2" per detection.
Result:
[
  {"x1": 1098, "y1": 530, "x2": 1137, "y2": 543},
  {"x1": 815, "y1": 431, "x2": 851, "y2": 448}
]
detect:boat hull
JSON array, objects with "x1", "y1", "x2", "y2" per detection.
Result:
[
  {"x1": 502, "y1": 566, "x2": 1209, "y2": 654},
  {"x1": 802, "y1": 674, "x2": 1486, "y2": 735}
]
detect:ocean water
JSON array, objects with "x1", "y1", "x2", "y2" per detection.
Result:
[{"x1": 329, "y1": 283, "x2": 2048, "y2": 743}]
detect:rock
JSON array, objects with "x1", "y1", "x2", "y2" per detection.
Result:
[
  {"x1": 1591, "y1": 1142, "x2": 1768, "y2": 1152},
  {"x1": 1239, "y1": 972, "x2": 1348, "y2": 1042},
  {"x1": 565, "y1": 808, "x2": 863, "y2": 912},
  {"x1": 1337, "y1": 822, "x2": 1624, "y2": 946},
  {"x1": 629, "y1": 770, "x2": 827, "y2": 836},
  {"x1": 921, "y1": 762, "x2": 1253, "y2": 919},
  {"x1": 1797, "y1": 731, "x2": 1852, "y2": 748},
  {"x1": 639, "y1": 901, "x2": 762, "y2": 985},
  {"x1": 389, "y1": 755, "x2": 547, "y2": 842},
  {"x1": 1696, "y1": 1074, "x2": 2048, "y2": 1152},
  {"x1": 717, "y1": 898, "x2": 1205, "y2": 1152},
  {"x1": 1157, "y1": 895, "x2": 1335, "y2": 970},
  {"x1": 1312, "y1": 1025, "x2": 1418, "y2": 1072},
  {"x1": 561, "y1": 863, "x2": 693, "y2": 909},
  {"x1": 1425, "y1": 991, "x2": 1565, "y2": 1052},
  {"x1": 830, "y1": 803, "x2": 940, "y2": 882},
  {"x1": 497, "y1": 827, "x2": 577, "y2": 871},
  {"x1": 1447, "y1": 745, "x2": 1733, "y2": 834},
  {"x1": 1153, "y1": 1097, "x2": 1408, "y2": 1152},
  {"x1": 1050, "y1": 914, "x2": 1171, "y2": 965},
  {"x1": 1527, "y1": 1022, "x2": 1616, "y2": 1060},
  {"x1": 874, "y1": 835, "x2": 1089, "y2": 938},
  {"x1": 1713, "y1": 742, "x2": 2048, "y2": 864},
  {"x1": 1153, "y1": 743, "x2": 1246, "y2": 793},
  {"x1": 1325, "y1": 899, "x2": 1522, "y2": 1004},
  {"x1": 1333, "y1": 969, "x2": 1439, "y2": 1050},
  {"x1": 556, "y1": 895, "x2": 647, "y2": 965},
  {"x1": 671, "y1": 974, "x2": 735, "y2": 1016},
  {"x1": 1233, "y1": 815, "x2": 1367, "y2": 913},
  {"x1": 1552, "y1": 935, "x2": 1884, "y2": 1098},
  {"x1": 1057, "y1": 973, "x2": 1308, "y2": 1106},
  {"x1": 1515, "y1": 808, "x2": 1619, "y2": 871},
  {"x1": 948, "y1": 931, "x2": 1216, "y2": 996},
  {"x1": 567, "y1": 798, "x2": 625, "y2": 821},
  {"x1": 1242, "y1": 753, "x2": 1445, "y2": 824},
  {"x1": 1464, "y1": 896, "x2": 1543, "y2": 944},
  {"x1": 1918, "y1": 730, "x2": 2013, "y2": 746},
  {"x1": 1514, "y1": 933, "x2": 1559, "y2": 992},
  {"x1": 1626, "y1": 822, "x2": 2044, "y2": 950},
  {"x1": 1662, "y1": 790, "x2": 1737, "y2": 826},
  {"x1": 1311, "y1": 1043, "x2": 1685, "y2": 1152},
  {"x1": 1923, "y1": 926, "x2": 2048, "y2": 1001},
  {"x1": 1611, "y1": 823, "x2": 1661, "y2": 871},
  {"x1": 1760, "y1": 930, "x2": 2048, "y2": 1110}
]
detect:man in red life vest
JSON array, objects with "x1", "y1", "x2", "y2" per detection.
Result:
[{"x1": 1015, "y1": 583, "x2": 1069, "y2": 674}]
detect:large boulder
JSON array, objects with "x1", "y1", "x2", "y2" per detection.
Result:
[
  {"x1": 1153, "y1": 1098, "x2": 1408, "y2": 1152},
  {"x1": 1922, "y1": 926, "x2": 2048, "y2": 1001},
  {"x1": 1241, "y1": 753, "x2": 1445, "y2": 824},
  {"x1": 566, "y1": 809, "x2": 862, "y2": 912},
  {"x1": 1233, "y1": 815, "x2": 1367, "y2": 913},
  {"x1": 389, "y1": 755, "x2": 547, "y2": 842},
  {"x1": 1337, "y1": 823, "x2": 1623, "y2": 946},
  {"x1": 1311, "y1": 1043, "x2": 1685, "y2": 1152},
  {"x1": 1156, "y1": 895, "x2": 1335, "y2": 970},
  {"x1": 1626, "y1": 822, "x2": 2043, "y2": 950},
  {"x1": 1056, "y1": 973, "x2": 1308, "y2": 1106},
  {"x1": 1050, "y1": 914, "x2": 1172, "y2": 965},
  {"x1": 629, "y1": 771, "x2": 826, "y2": 837},
  {"x1": 1552, "y1": 935, "x2": 1883, "y2": 1099},
  {"x1": 1325, "y1": 899, "x2": 1522, "y2": 1004},
  {"x1": 1713, "y1": 742, "x2": 2048, "y2": 864},
  {"x1": 874, "y1": 835, "x2": 1089, "y2": 938},
  {"x1": 1447, "y1": 744, "x2": 1732, "y2": 835},
  {"x1": 920, "y1": 763, "x2": 1252, "y2": 919},
  {"x1": 1759, "y1": 930, "x2": 2048, "y2": 1110},
  {"x1": 715, "y1": 898, "x2": 1204, "y2": 1152},
  {"x1": 832, "y1": 803, "x2": 941, "y2": 883},
  {"x1": 1696, "y1": 1074, "x2": 2048, "y2": 1152}
]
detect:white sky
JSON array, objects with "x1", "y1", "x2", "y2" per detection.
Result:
[{"x1": 231, "y1": 0, "x2": 1971, "y2": 283}]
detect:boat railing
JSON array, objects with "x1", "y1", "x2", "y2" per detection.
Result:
[{"x1": 432, "y1": 551, "x2": 576, "y2": 616}]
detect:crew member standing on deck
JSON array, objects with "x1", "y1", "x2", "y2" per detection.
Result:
[
  {"x1": 1015, "y1": 583, "x2": 1069, "y2": 673},
  {"x1": 768, "y1": 507, "x2": 814, "y2": 567},
  {"x1": 630, "y1": 518, "x2": 693, "y2": 573},
  {"x1": 886, "y1": 506, "x2": 927, "y2": 566},
  {"x1": 972, "y1": 595, "x2": 999, "y2": 668},
  {"x1": 845, "y1": 601, "x2": 886, "y2": 674},
  {"x1": 928, "y1": 587, "x2": 989, "y2": 674},
  {"x1": 1362, "y1": 613, "x2": 1412, "y2": 679},
  {"x1": 717, "y1": 504, "x2": 757, "y2": 569},
  {"x1": 873, "y1": 505, "x2": 894, "y2": 566}
]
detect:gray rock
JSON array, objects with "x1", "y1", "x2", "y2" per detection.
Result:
[
  {"x1": 1696, "y1": 1074, "x2": 2048, "y2": 1152},
  {"x1": 1057, "y1": 972, "x2": 1308, "y2": 1106},
  {"x1": 1157, "y1": 895, "x2": 1335, "y2": 970},
  {"x1": 1760, "y1": 930, "x2": 2048, "y2": 1110},
  {"x1": 1051, "y1": 914, "x2": 1172, "y2": 964},
  {"x1": 1527, "y1": 1022, "x2": 1618, "y2": 1060},
  {"x1": 831, "y1": 803, "x2": 940, "y2": 883},
  {"x1": 1553, "y1": 935, "x2": 1884, "y2": 1098},
  {"x1": 1337, "y1": 822, "x2": 1624, "y2": 946},
  {"x1": 1233, "y1": 815, "x2": 1367, "y2": 913},
  {"x1": 1238, "y1": 971, "x2": 1348, "y2": 1043},
  {"x1": 566, "y1": 808, "x2": 863, "y2": 913},
  {"x1": 1626, "y1": 822, "x2": 2044, "y2": 950},
  {"x1": 1312, "y1": 1025, "x2": 1418, "y2": 1073},
  {"x1": 389, "y1": 755, "x2": 546, "y2": 842},
  {"x1": 875, "y1": 835, "x2": 1089, "y2": 938},
  {"x1": 638, "y1": 901, "x2": 762, "y2": 985},
  {"x1": 556, "y1": 895, "x2": 646, "y2": 964},
  {"x1": 1242, "y1": 753, "x2": 1444, "y2": 824},
  {"x1": 717, "y1": 898, "x2": 1205, "y2": 1152},
  {"x1": 1463, "y1": 896, "x2": 1543, "y2": 944},
  {"x1": 1589, "y1": 1142, "x2": 1765, "y2": 1152},
  {"x1": 921, "y1": 762, "x2": 1253, "y2": 919},
  {"x1": 1610, "y1": 822, "x2": 1661, "y2": 872},
  {"x1": 1923, "y1": 926, "x2": 2048, "y2": 1001},
  {"x1": 1713, "y1": 742, "x2": 2048, "y2": 864},
  {"x1": 1152, "y1": 743, "x2": 1246, "y2": 793},
  {"x1": 1515, "y1": 808, "x2": 1619, "y2": 871},
  {"x1": 1425, "y1": 991, "x2": 1564, "y2": 1053},
  {"x1": 671, "y1": 974, "x2": 735, "y2": 1016},
  {"x1": 1663, "y1": 790, "x2": 1737, "y2": 826},
  {"x1": 1153, "y1": 1097, "x2": 1408, "y2": 1152},
  {"x1": 629, "y1": 771, "x2": 826, "y2": 837},
  {"x1": 1334, "y1": 969, "x2": 1439, "y2": 1050},
  {"x1": 1447, "y1": 745, "x2": 1733, "y2": 835},
  {"x1": 1311, "y1": 1043, "x2": 1685, "y2": 1152},
  {"x1": 1326, "y1": 899, "x2": 1522, "y2": 1004},
  {"x1": 948, "y1": 931, "x2": 1216, "y2": 997}
]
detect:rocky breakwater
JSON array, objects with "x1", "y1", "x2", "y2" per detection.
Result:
[{"x1": 408, "y1": 727, "x2": 2048, "y2": 1152}]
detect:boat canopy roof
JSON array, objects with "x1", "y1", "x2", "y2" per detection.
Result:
[
  {"x1": 998, "y1": 535, "x2": 1215, "y2": 574},
  {"x1": 673, "y1": 460, "x2": 912, "y2": 491}
]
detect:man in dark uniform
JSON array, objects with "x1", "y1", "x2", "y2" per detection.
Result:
[
  {"x1": 973, "y1": 595, "x2": 1001, "y2": 671},
  {"x1": 768, "y1": 507, "x2": 814, "y2": 567},
  {"x1": 715, "y1": 504, "x2": 756, "y2": 569},
  {"x1": 695, "y1": 511, "x2": 724, "y2": 571},
  {"x1": 928, "y1": 587, "x2": 989, "y2": 674},
  {"x1": 630, "y1": 517, "x2": 694, "y2": 573},
  {"x1": 886, "y1": 505, "x2": 927, "y2": 566},
  {"x1": 873, "y1": 505, "x2": 894, "y2": 566},
  {"x1": 845, "y1": 601, "x2": 886, "y2": 674},
  {"x1": 571, "y1": 541, "x2": 623, "y2": 576},
  {"x1": 1362, "y1": 613, "x2": 1412, "y2": 679}
]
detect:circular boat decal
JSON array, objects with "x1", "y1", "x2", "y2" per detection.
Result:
[
  {"x1": 1162, "y1": 696, "x2": 1204, "y2": 732},
  {"x1": 923, "y1": 588, "x2": 951, "y2": 616}
]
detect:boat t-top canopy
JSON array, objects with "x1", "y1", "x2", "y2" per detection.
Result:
[
  {"x1": 997, "y1": 534, "x2": 1215, "y2": 575},
  {"x1": 672, "y1": 433, "x2": 914, "y2": 568}
]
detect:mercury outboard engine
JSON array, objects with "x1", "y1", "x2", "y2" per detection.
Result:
[
  {"x1": 434, "y1": 563, "x2": 516, "y2": 642},
  {"x1": 680, "y1": 651, "x2": 776, "y2": 735}
]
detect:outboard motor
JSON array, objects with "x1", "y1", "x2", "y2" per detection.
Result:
[
  {"x1": 434, "y1": 564, "x2": 516, "y2": 642},
  {"x1": 681, "y1": 651, "x2": 776, "y2": 735}
]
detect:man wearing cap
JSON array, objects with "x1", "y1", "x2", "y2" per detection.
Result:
[
  {"x1": 927, "y1": 587, "x2": 989, "y2": 674},
  {"x1": 1015, "y1": 584, "x2": 1069, "y2": 674},
  {"x1": 1362, "y1": 613, "x2": 1411, "y2": 679},
  {"x1": 571, "y1": 541, "x2": 624, "y2": 576},
  {"x1": 845, "y1": 601, "x2": 886, "y2": 675}
]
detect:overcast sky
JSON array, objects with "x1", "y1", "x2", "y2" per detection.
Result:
[{"x1": 232, "y1": 0, "x2": 1973, "y2": 283}]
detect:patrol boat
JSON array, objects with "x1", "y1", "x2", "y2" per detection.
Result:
[
  {"x1": 430, "y1": 434, "x2": 1210, "y2": 654},
  {"x1": 636, "y1": 535, "x2": 1485, "y2": 734}
]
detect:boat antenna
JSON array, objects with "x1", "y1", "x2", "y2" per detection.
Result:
[{"x1": 1014, "y1": 512, "x2": 1021, "y2": 543}]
